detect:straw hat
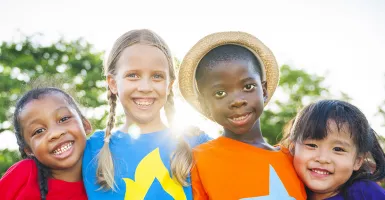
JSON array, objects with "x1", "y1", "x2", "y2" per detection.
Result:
[{"x1": 178, "y1": 31, "x2": 279, "y2": 120}]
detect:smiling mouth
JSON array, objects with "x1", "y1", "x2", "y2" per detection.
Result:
[
  {"x1": 228, "y1": 113, "x2": 252, "y2": 126},
  {"x1": 310, "y1": 168, "x2": 332, "y2": 177},
  {"x1": 52, "y1": 141, "x2": 74, "y2": 155},
  {"x1": 312, "y1": 169, "x2": 330, "y2": 175},
  {"x1": 133, "y1": 98, "x2": 155, "y2": 108}
]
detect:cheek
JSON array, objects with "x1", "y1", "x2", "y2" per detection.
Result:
[
  {"x1": 117, "y1": 79, "x2": 133, "y2": 91},
  {"x1": 293, "y1": 148, "x2": 310, "y2": 168},
  {"x1": 154, "y1": 82, "x2": 169, "y2": 95},
  {"x1": 208, "y1": 101, "x2": 222, "y2": 115}
]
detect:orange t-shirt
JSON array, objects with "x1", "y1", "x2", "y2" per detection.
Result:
[{"x1": 191, "y1": 136, "x2": 307, "y2": 200}]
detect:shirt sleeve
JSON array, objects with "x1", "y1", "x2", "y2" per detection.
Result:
[
  {"x1": 0, "y1": 160, "x2": 33, "y2": 200},
  {"x1": 191, "y1": 163, "x2": 209, "y2": 200}
]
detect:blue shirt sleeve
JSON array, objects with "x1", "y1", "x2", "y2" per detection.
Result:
[{"x1": 82, "y1": 130, "x2": 105, "y2": 194}]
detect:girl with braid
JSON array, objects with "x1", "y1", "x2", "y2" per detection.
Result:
[
  {"x1": 0, "y1": 87, "x2": 92, "y2": 200},
  {"x1": 82, "y1": 29, "x2": 210, "y2": 200}
]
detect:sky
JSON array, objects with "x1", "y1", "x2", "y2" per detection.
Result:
[{"x1": 1, "y1": 0, "x2": 385, "y2": 149}]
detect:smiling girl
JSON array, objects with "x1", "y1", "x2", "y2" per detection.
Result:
[{"x1": 0, "y1": 87, "x2": 92, "y2": 200}]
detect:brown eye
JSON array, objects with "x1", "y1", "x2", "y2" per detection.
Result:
[
  {"x1": 59, "y1": 116, "x2": 70, "y2": 123},
  {"x1": 33, "y1": 128, "x2": 46, "y2": 136},
  {"x1": 214, "y1": 91, "x2": 226, "y2": 98},
  {"x1": 244, "y1": 84, "x2": 256, "y2": 91},
  {"x1": 333, "y1": 147, "x2": 346, "y2": 152},
  {"x1": 305, "y1": 143, "x2": 317, "y2": 149}
]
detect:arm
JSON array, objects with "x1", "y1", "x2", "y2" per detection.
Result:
[{"x1": 191, "y1": 164, "x2": 209, "y2": 200}]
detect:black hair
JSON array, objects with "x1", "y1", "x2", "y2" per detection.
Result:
[
  {"x1": 195, "y1": 44, "x2": 263, "y2": 91},
  {"x1": 12, "y1": 87, "x2": 86, "y2": 200},
  {"x1": 288, "y1": 99, "x2": 385, "y2": 197}
]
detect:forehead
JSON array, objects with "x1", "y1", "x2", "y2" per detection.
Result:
[
  {"x1": 320, "y1": 120, "x2": 355, "y2": 145},
  {"x1": 19, "y1": 94, "x2": 72, "y2": 122},
  {"x1": 199, "y1": 60, "x2": 260, "y2": 83},
  {"x1": 116, "y1": 44, "x2": 169, "y2": 72}
]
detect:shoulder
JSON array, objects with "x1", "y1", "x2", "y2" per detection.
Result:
[
  {"x1": 347, "y1": 180, "x2": 385, "y2": 199},
  {"x1": 88, "y1": 130, "x2": 105, "y2": 141},
  {"x1": 193, "y1": 137, "x2": 222, "y2": 154},
  {"x1": 178, "y1": 126, "x2": 212, "y2": 147},
  {"x1": 0, "y1": 159, "x2": 37, "y2": 198},
  {"x1": 276, "y1": 145, "x2": 294, "y2": 160},
  {"x1": 185, "y1": 132, "x2": 212, "y2": 148},
  {"x1": 2, "y1": 159, "x2": 36, "y2": 178},
  {"x1": 85, "y1": 130, "x2": 105, "y2": 149}
]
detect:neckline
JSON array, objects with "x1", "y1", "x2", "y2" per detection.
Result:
[{"x1": 216, "y1": 136, "x2": 286, "y2": 154}]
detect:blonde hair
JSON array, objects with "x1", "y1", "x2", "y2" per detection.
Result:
[{"x1": 97, "y1": 29, "x2": 192, "y2": 190}]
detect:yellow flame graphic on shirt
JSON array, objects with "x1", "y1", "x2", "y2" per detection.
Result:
[{"x1": 123, "y1": 148, "x2": 187, "y2": 200}]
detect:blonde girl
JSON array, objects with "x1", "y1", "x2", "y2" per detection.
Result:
[{"x1": 82, "y1": 29, "x2": 210, "y2": 200}]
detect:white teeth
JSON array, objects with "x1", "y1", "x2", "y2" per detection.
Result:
[
  {"x1": 231, "y1": 114, "x2": 248, "y2": 121},
  {"x1": 53, "y1": 142, "x2": 73, "y2": 155},
  {"x1": 313, "y1": 169, "x2": 330, "y2": 175},
  {"x1": 134, "y1": 100, "x2": 153, "y2": 106}
]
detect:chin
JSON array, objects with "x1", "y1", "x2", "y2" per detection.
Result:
[{"x1": 228, "y1": 127, "x2": 250, "y2": 135}]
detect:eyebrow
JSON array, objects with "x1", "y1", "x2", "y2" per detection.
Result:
[
  {"x1": 332, "y1": 139, "x2": 352, "y2": 147},
  {"x1": 25, "y1": 106, "x2": 71, "y2": 126},
  {"x1": 152, "y1": 70, "x2": 167, "y2": 74},
  {"x1": 209, "y1": 77, "x2": 257, "y2": 89},
  {"x1": 240, "y1": 77, "x2": 257, "y2": 83}
]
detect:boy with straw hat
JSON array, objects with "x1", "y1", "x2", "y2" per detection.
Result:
[{"x1": 178, "y1": 31, "x2": 306, "y2": 199}]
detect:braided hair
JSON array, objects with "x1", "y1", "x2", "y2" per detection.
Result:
[{"x1": 13, "y1": 87, "x2": 86, "y2": 199}]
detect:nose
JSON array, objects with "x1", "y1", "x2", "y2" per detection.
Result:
[
  {"x1": 137, "y1": 78, "x2": 153, "y2": 93},
  {"x1": 315, "y1": 149, "x2": 332, "y2": 164},
  {"x1": 229, "y1": 98, "x2": 247, "y2": 109},
  {"x1": 48, "y1": 127, "x2": 66, "y2": 141}
]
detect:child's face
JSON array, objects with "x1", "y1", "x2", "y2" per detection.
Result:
[
  {"x1": 199, "y1": 60, "x2": 267, "y2": 134},
  {"x1": 20, "y1": 94, "x2": 90, "y2": 173},
  {"x1": 293, "y1": 120, "x2": 363, "y2": 198},
  {"x1": 108, "y1": 44, "x2": 172, "y2": 125}
]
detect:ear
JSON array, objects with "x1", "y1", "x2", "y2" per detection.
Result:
[
  {"x1": 168, "y1": 79, "x2": 175, "y2": 95},
  {"x1": 107, "y1": 74, "x2": 118, "y2": 95},
  {"x1": 24, "y1": 147, "x2": 34, "y2": 157},
  {"x1": 261, "y1": 81, "x2": 268, "y2": 103},
  {"x1": 288, "y1": 142, "x2": 295, "y2": 156},
  {"x1": 353, "y1": 153, "x2": 365, "y2": 171},
  {"x1": 82, "y1": 118, "x2": 93, "y2": 136}
]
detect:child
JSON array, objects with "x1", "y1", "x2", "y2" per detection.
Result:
[
  {"x1": 178, "y1": 31, "x2": 307, "y2": 199},
  {"x1": 82, "y1": 29, "x2": 210, "y2": 199},
  {"x1": 0, "y1": 87, "x2": 92, "y2": 200},
  {"x1": 287, "y1": 100, "x2": 385, "y2": 199}
]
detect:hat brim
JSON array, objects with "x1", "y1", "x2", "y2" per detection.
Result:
[{"x1": 178, "y1": 31, "x2": 279, "y2": 120}]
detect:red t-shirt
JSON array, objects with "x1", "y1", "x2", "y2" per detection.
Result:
[
  {"x1": 0, "y1": 159, "x2": 87, "y2": 200},
  {"x1": 192, "y1": 136, "x2": 307, "y2": 200}
]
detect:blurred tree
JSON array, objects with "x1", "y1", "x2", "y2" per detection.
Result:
[
  {"x1": 0, "y1": 34, "x2": 107, "y2": 134},
  {"x1": 260, "y1": 65, "x2": 332, "y2": 144},
  {"x1": 0, "y1": 149, "x2": 21, "y2": 177}
]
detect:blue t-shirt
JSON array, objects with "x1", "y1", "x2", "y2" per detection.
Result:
[
  {"x1": 326, "y1": 180, "x2": 385, "y2": 200},
  {"x1": 82, "y1": 129, "x2": 210, "y2": 200}
]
